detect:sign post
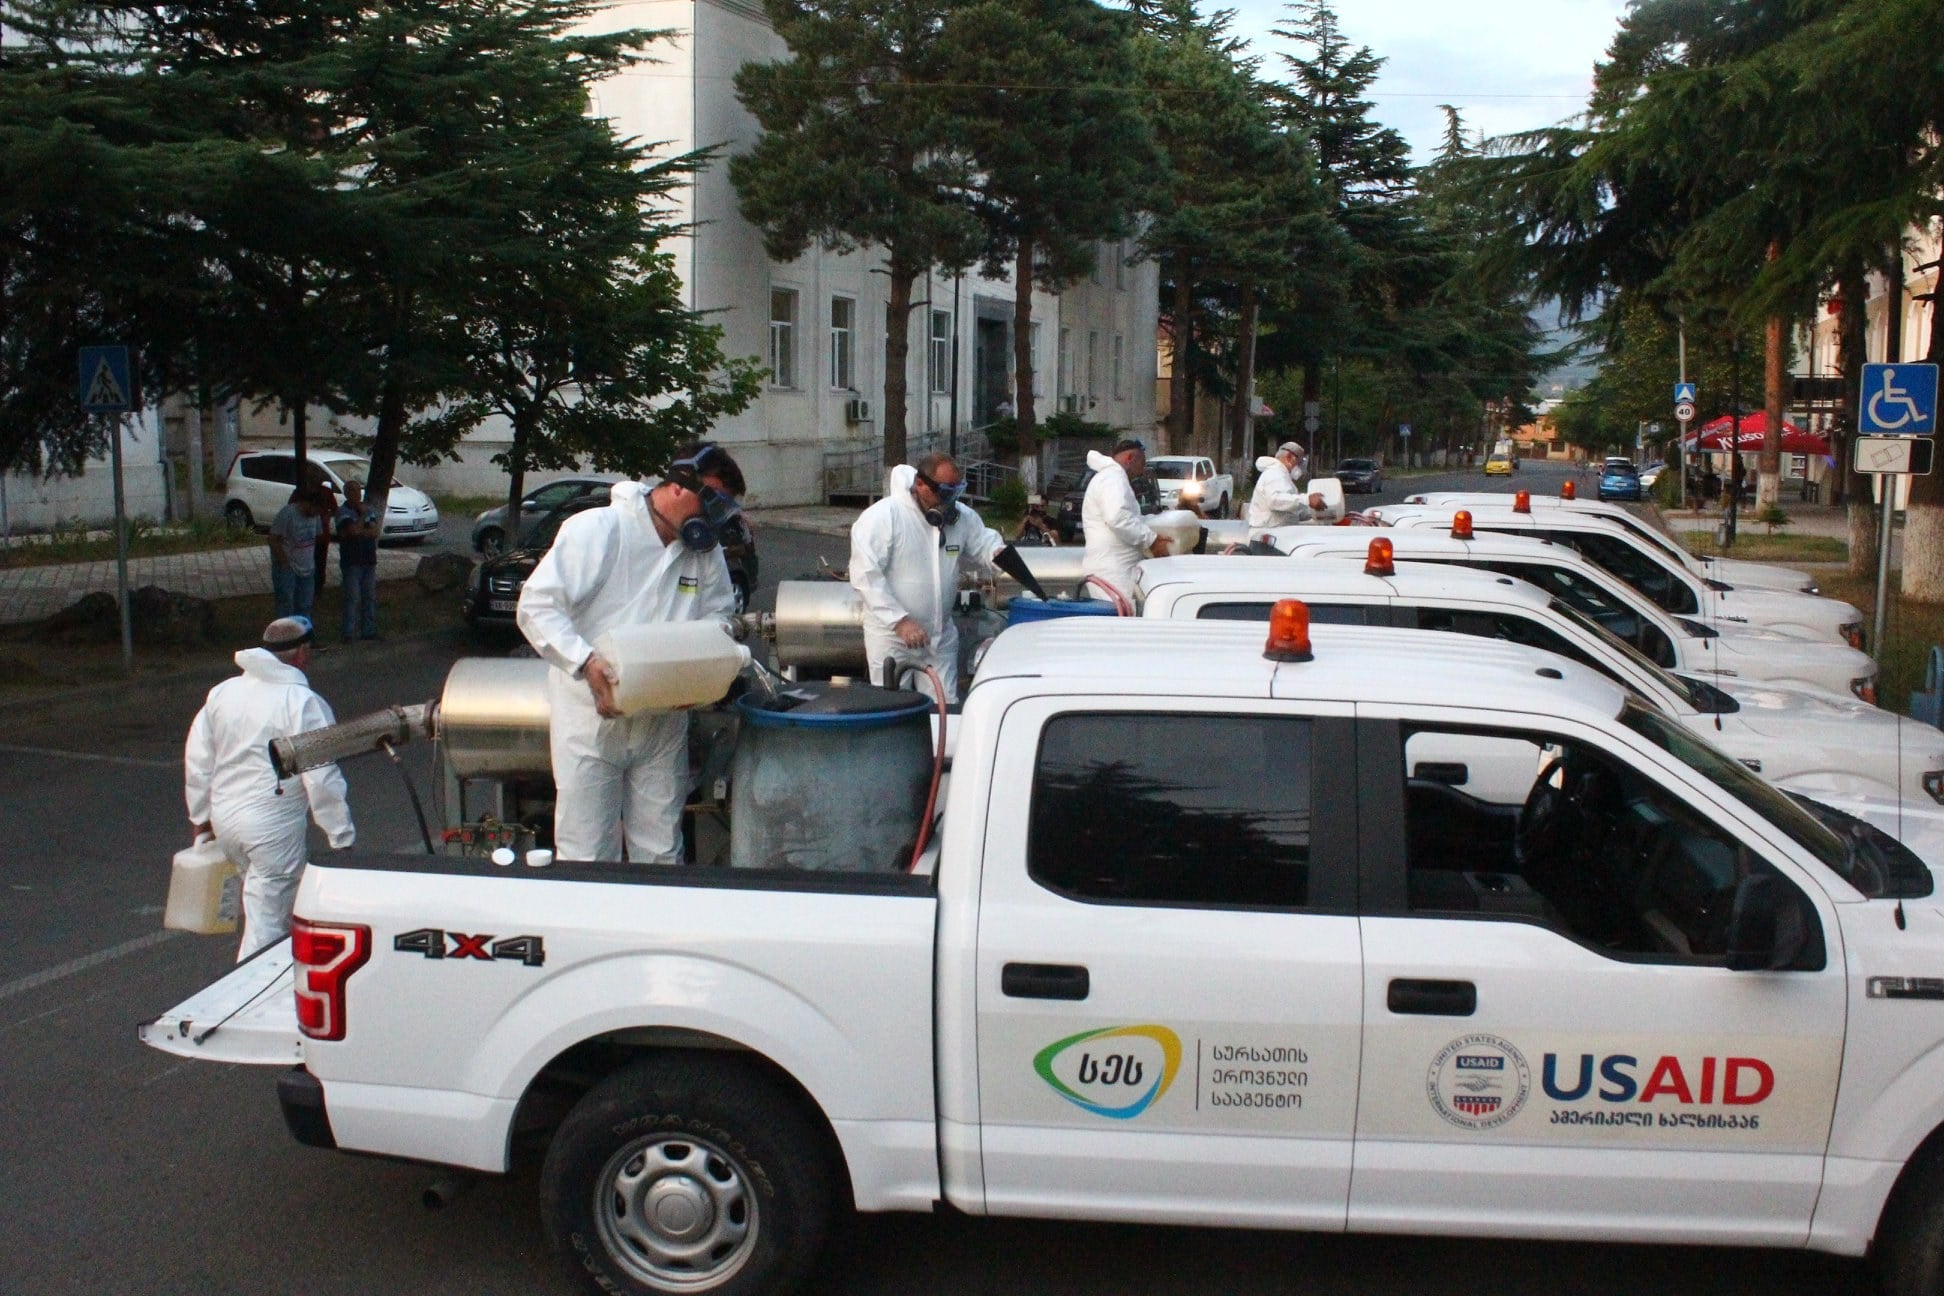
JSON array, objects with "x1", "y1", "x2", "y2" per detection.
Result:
[
  {"x1": 79, "y1": 345, "x2": 134, "y2": 672},
  {"x1": 1858, "y1": 362, "x2": 1939, "y2": 654},
  {"x1": 1673, "y1": 383, "x2": 1697, "y2": 507}
]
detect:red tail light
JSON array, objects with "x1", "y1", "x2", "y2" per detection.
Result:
[{"x1": 292, "y1": 917, "x2": 371, "y2": 1042}]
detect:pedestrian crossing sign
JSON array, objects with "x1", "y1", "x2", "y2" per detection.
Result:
[{"x1": 78, "y1": 345, "x2": 132, "y2": 413}]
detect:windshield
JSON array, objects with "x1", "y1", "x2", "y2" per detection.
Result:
[
  {"x1": 1477, "y1": 560, "x2": 1678, "y2": 668},
  {"x1": 323, "y1": 457, "x2": 372, "y2": 486},
  {"x1": 1619, "y1": 699, "x2": 1850, "y2": 875},
  {"x1": 1339, "y1": 459, "x2": 1375, "y2": 471},
  {"x1": 1548, "y1": 598, "x2": 1723, "y2": 713},
  {"x1": 1149, "y1": 459, "x2": 1195, "y2": 479},
  {"x1": 1784, "y1": 794, "x2": 1934, "y2": 899}
]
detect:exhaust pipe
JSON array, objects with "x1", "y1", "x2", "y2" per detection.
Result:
[{"x1": 422, "y1": 1175, "x2": 474, "y2": 1211}]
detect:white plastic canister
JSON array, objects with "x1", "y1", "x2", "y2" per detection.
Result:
[
  {"x1": 165, "y1": 837, "x2": 241, "y2": 934},
  {"x1": 592, "y1": 620, "x2": 752, "y2": 716},
  {"x1": 1146, "y1": 508, "x2": 1204, "y2": 557}
]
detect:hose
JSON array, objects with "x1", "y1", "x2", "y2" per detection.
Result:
[
  {"x1": 1080, "y1": 575, "x2": 1133, "y2": 616},
  {"x1": 908, "y1": 666, "x2": 949, "y2": 873},
  {"x1": 380, "y1": 738, "x2": 437, "y2": 855}
]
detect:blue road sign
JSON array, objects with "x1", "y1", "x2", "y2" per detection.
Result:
[
  {"x1": 1860, "y1": 363, "x2": 1939, "y2": 436},
  {"x1": 1673, "y1": 381, "x2": 1697, "y2": 406},
  {"x1": 78, "y1": 345, "x2": 132, "y2": 413}
]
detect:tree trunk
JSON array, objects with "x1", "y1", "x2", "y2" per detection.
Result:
[
  {"x1": 1902, "y1": 256, "x2": 1944, "y2": 601},
  {"x1": 364, "y1": 361, "x2": 408, "y2": 521},
  {"x1": 1758, "y1": 243, "x2": 1785, "y2": 508},
  {"x1": 883, "y1": 266, "x2": 916, "y2": 469},
  {"x1": 1168, "y1": 249, "x2": 1194, "y2": 453},
  {"x1": 1227, "y1": 282, "x2": 1258, "y2": 472},
  {"x1": 1012, "y1": 239, "x2": 1037, "y2": 487},
  {"x1": 1837, "y1": 263, "x2": 1876, "y2": 580},
  {"x1": 185, "y1": 400, "x2": 206, "y2": 521},
  {"x1": 505, "y1": 409, "x2": 533, "y2": 550}
]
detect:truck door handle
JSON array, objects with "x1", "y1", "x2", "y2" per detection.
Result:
[
  {"x1": 1387, "y1": 978, "x2": 1476, "y2": 1016},
  {"x1": 1002, "y1": 963, "x2": 1090, "y2": 1001}
]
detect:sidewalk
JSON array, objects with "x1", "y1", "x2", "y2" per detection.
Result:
[{"x1": 0, "y1": 545, "x2": 422, "y2": 626}]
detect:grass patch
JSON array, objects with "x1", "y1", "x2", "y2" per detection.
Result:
[
  {"x1": 0, "y1": 576, "x2": 467, "y2": 694},
  {"x1": 0, "y1": 516, "x2": 258, "y2": 569},
  {"x1": 1813, "y1": 571, "x2": 1944, "y2": 719},
  {"x1": 430, "y1": 493, "x2": 504, "y2": 517},
  {"x1": 1676, "y1": 530, "x2": 1848, "y2": 564}
]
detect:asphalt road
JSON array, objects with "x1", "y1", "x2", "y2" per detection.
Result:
[{"x1": 0, "y1": 461, "x2": 1878, "y2": 1295}]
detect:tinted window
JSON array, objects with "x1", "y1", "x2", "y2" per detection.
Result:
[
  {"x1": 527, "y1": 482, "x2": 582, "y2": 510},
  {"x1": 1195, "y1": 602, "x2": 1373, "y2": 625},
  {"x1": 242, "y1": 456, "x2": 295, "y2": 484},
  {"x1": 1544, "y1": 529, "x2": 1698, "y2": 615},
  {"x1": 1029, "y1": 713, "x2": 1312, "y2": 907}
]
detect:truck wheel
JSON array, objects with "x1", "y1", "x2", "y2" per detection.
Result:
[
  {"x1": 541, "y1": 1056, "x2": 833, "y2": 1296},
  {"x1": 1880, "y1": 1150, "x2": 1944, "y2": 1296},
  {"x1": 224, "y1": 501, "x2": 254, "y2": 533},
  {"x1": 1215, "y1": 494, "x2": 1229, "y2": 519}
]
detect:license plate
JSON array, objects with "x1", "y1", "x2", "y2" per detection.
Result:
[{"x1": 489, "y1": 598, "x2": 517, "y2": 612}]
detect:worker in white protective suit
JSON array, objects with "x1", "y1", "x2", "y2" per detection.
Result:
[
  {"x1": 850, "y1": 454, "x2": 1049, "y2": 703},
  {"x1": 517, "y1": 442, "x2": 744, "y2": 864},
  {"x1": 184, "y1": 616, "x2": 355, "y2": 961},
  {"x1": 1080, "y1": 438, "x2": 1172, "y2": 605},
  {"x1": 1246, "y1": 441, "x2": 1328, "y2": 529}
]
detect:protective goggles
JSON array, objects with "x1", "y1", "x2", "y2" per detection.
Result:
[{"x1": 914, "y1": 471, "x2": 967, "y2": 507}]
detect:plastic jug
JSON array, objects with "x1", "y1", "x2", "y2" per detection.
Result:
[
  {"x1": 165, "y1": 837, "x2": 240, "y2": 934},
  {"x1": 593, "y1": 619, "x2": 752, "y2": 716},
  {"x1": 1147, "y1": 509, "x2": 1204, "y2": 557},
  {"x1": 1305, "y1": 476, "x2": 1346, "y2": 521}
]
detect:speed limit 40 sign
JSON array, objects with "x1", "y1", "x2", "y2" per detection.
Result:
[{"x1": 1675, "y1": 400, "x2": 1697, "y2": 423}]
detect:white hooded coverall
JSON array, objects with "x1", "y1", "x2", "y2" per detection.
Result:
[
  {"x1": 184, "y1": 648, "x2": 354, "y2": 960},
  {"x1": 517, "y1": 481, "x2": 736, "y2": 864},
  {"x1": 1246, "y1": 455, "x2": 1314, "y2": 528},
  {"x1": 1080, "y1": 450, "x2": 1156, "y2": 604},
  {"x1": 850, "y1": 465, "x2": 1008, "y2": 703}
]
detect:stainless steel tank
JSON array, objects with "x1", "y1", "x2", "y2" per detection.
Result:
[
  {"x1": 772, "y1": 582, "x2": 869, "y2": 672},
  {"x1": 730, "y1": 682, "x2": 934, "y2": 872},
  {"x1": 438, "y1": 657, "x2": 553, "y2": 777}
]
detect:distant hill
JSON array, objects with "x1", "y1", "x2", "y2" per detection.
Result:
[{"x1": 1532, "y1": 299, "x2": 1601, "y2": 399}]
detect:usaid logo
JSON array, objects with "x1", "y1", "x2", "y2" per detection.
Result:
[{"x1": 1428, "y1": 1035, "x2": 1531, "y2": 1131}]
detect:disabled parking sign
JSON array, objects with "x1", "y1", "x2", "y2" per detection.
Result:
[{"x1": 1860, "y1": 363, "x2": 1938, "y2": 436}]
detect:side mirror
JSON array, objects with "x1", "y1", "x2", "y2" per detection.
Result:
[{"x1": 1725, "y1": 874, "x2": 1813, "y2": 971}]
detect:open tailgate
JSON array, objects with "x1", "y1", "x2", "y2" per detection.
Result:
[{"x1": 138, "y1": 939, "x2": 302, "y2": 1065}]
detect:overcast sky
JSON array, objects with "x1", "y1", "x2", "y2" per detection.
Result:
[{"x1": 1226, "y1": 0, "x2": 1631, "y2": 163}]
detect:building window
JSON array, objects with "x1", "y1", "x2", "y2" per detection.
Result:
[
  {"x1": 829, "y1": 295, "x2": 855, "y2": 390},
  {"x1": 930, "y1": 310, "x2": 952, "y2": 395},
  {"x1": 1087, "y1": 330, "x2": 1101, "y2": 401},
  {"x1": 769, "y1": 288, "x2": 798, "y2": 389},
  {"x1": 1112, "y1": 334, "x2": 1124, "y2": 399},
  {"x1": 1115, "y1": 241, "x2": 1128, "y2": 291},
  {"x1": 1058, "y1": 328, "x2": 1073, "y2": 399}
]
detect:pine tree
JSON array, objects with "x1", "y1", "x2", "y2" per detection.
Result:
[
  {"x1": 941, "y1": 0, "x2": 1155, "y2": 478},
  {"x1": 731, "y1": 0, "x2": 985, "y2": 469}
]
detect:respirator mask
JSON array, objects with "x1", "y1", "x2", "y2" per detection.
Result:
[
  {"x1": 914, "y1": 471, "x2": 966, "y2": 529},
  {"x1": 665, "y1": 447, "x2": 746, "y2": 553}
]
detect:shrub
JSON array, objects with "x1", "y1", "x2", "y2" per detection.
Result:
[
  {"x1": 988, "y1": 475, "x2": 1029, "y2": 517},
  {"x1": 1651, "y1": 467, "x2": 1684, "y2": 509}
]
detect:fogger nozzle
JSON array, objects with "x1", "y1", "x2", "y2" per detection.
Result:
[{"x1": 268, "y1": 703, "x2": 436, "y2": 779}]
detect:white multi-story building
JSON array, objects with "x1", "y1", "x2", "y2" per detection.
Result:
[{"x1": 218, "y1": 0, "x2": 1160, "y2": 509}]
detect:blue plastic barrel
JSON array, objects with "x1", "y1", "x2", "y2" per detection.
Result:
[{"x1": 1006, "y1": 596, "x2": 1122, "y2": 626}]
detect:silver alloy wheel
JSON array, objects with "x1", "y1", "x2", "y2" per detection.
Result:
[{"x1": 594, "y1": 1133, "x2": 758, "y2": 1291}]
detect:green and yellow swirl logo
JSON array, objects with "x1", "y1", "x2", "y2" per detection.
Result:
[{"x1": 1033, "y1": 1025, "x2": 1182, "y2": 1120}]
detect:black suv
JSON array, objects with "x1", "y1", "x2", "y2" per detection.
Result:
[
  {"x1": 464, "y1": 490, "x2": 759, "y2": 635},
  {"x1": 1055, "y1": 469, "x2": 1161, "y2": 543},
  {"x1": 1335, "y1": 457, "x2": 1384, "y2": 493}
]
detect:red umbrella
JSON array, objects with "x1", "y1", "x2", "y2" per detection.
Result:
[{"x1": 1682, "y1": 412, "x2": 1829, "y2": 455}]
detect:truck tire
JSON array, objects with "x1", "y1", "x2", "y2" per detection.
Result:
[
  {"x1": 541, "y1": 1055, "x2": 833, "y2": 1296},
  {"x1": 1880, "y1": 1148, "x2": 1944, "y2": 1296},
  {"x1": 1215, "y1": 494, "x2": 1230, "y2": 519}
]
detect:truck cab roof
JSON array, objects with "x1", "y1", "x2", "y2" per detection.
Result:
[
  {"x1": 1136, "y1": 553, "x2": 1545, "y2": 614},
  {"x1": 971, "y1": 616, "x2": 1629, "y2": 722}
]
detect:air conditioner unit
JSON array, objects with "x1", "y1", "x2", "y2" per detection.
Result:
[
  {"x1": 1058, "y1": 394, "x2": 1082, "y2": 413},
  {"x1": 844, "y1": 397, "x2": 871, "y2": 423}
]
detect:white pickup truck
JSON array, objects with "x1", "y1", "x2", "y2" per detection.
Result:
[
  {"x1": 146, "y1": 618, "x2": 1944, "y2": 1296},
  {"x1": 1147, "y1": 455, "x2": 1235, "y2": 518}
]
